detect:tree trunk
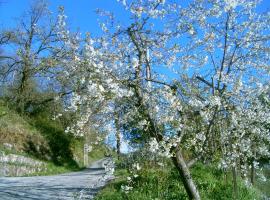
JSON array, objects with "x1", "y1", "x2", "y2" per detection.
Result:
[
  {"x1": 114, "y1": 112, "x2": 121, "y2": 160},
  {"x1": 17, "y1": 63, "x2": 29, "y2": 113},
  {"x1": 232, "y1": 167, "x2": 238, "y2": 199},
  {"x1": 250, "y1": 160, "x2": 255, "y2": 185},
  {"x1": 172, "y1": 149, "x2": 201, "y2": 200}
]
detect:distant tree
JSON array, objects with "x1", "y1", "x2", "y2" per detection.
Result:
[{"x1": 0, "y1": 0, "x2": 67, "y2": 113}]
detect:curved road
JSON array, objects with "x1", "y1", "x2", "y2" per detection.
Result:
[{"x1": 0, "y1": 158, "x2": 113, "y2": 200}]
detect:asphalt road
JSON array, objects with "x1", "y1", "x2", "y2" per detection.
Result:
[{"x1": 0, "y1": 158, "x2": 113, "y2": 200}]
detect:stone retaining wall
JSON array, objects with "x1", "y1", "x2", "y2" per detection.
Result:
[{"x1": 0, "y1": 151, "x2": 46, "y2": 176}]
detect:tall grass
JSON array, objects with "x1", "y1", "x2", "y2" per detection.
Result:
[{"x1": 95, "y1": 162, "x2": 262, "y2": 200}]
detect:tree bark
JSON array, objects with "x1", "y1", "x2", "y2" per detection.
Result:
[
  {"x1": 114, "y1": 111, "x2": 121, "y2": 160},
  {"x1": 172, "y1": 149, "x2": 201, "y2": 200},
  {"x1": 17, "y1": 61, "x2": 30, "y2": 113},
  {"x1": 232, "y1": 167, "x2": 238, "y2": 199},
  {"x1": 250, "y1": 160, "x2": 255, "y2": 185}
]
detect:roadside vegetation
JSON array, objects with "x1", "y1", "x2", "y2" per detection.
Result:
[{"x1": 96, "y1": 152, "x2": 267, "y2": 200}]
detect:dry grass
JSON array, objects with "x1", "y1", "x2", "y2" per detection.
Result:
[{"x1": 0, "y1": 103, "x2": 49, "y2": 157}]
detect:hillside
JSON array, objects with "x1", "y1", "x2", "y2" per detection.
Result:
[{"x1": 0, "y1": 100, "x2": 104, "y2": 176}]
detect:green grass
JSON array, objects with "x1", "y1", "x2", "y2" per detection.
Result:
[
  {"x1": 24, "y1": 162, "x2": 84, "y2": 176},
  {"x1": 0, "y1": 101, "x2": 86, "y2": 175},
  {"x1": 88, "y1": 145, "x2": 110, "y2": 164},
  {"x1": 256, "y1": 165, "x2": 270, "y2": 198},
  {"x1": 0, "y1": 102, "x2": 48, "y2": 155},
  {"x1": 95, "y1": 162, "x2": 262, "y2": 200}
]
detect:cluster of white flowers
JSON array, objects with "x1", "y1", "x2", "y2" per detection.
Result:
[
  {"x1": 104, "y1": 159, "x2": 115, "y2": 176},
  {"x1": 121, "y1": 185, "x2": 133, "y2": 193},
  {"x1": 57, "y1": 6, "x2": 68, "y2": 38},
  {"x1": 149, "y1": 138, "x2": 159, "y2": 153},
  {"x1": 148, "y1": 137, "x2": 182, "y2": 158},
  {"x1": 224, "y1": 0, "x2": 241, "y2": 11},
  {"x1": 121, "y1": 162, "x2": 141, "y2": 193},
  {"x1": 52, "y1": 113, "x2": 62, "y2": 121},
  {"x1": 208, "y1": 96, "x2": 222, "y2": 107}
]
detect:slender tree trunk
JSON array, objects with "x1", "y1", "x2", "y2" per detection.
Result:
[
  {"x1": 17, "y1": 43, "x2": 32, "y2": 113},
  {"x1": 232, "y1": 167, "x2": 238, "y2": 199},
  {"x1": 16, "y1": 17, "x2": 35, "y2": 113},
  {"x1": 114, "y1": 112, "x2": 121, "y2": 160},
  {"x1": 172, "y1": 149, "x2": 201, "y2": 200},
  {"x1": 225, "y1": 170, "x2": 228, "y2": 185},
  {"x1": 250, "y1": 148, "x2": 256, "y2": 185},
  {"x1": 17, "y1": 63, "x2": 29, "y2": 113},
  {"x1": 250, "y1": 160, "x2": 255, "y2": 185}
]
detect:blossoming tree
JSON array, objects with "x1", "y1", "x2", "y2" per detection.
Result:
[{"x1": 57, "y1": 0, "x2": 270, "y2": 199}]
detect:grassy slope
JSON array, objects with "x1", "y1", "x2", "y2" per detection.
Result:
[
  {"x1": 95, "y1": 162, "x2": 262, "y2": 200},
  {"x1": 0, "y1": 101, "x2": 106, "y2": 176}
]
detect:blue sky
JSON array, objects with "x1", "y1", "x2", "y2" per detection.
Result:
[
  {"x1": 1, "y1": 0, "x2": 269, "y2": 37},
  {"x1": 0, "y1": 0, "x2": 128, "y2": 36}
]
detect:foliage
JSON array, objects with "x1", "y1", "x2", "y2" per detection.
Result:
[
  {"x1": 95, "y1": 163, "x2": 262, "y2": 200},
  {"x1": 29, "y1": 111, "x2": 78, "y2": 168}
]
